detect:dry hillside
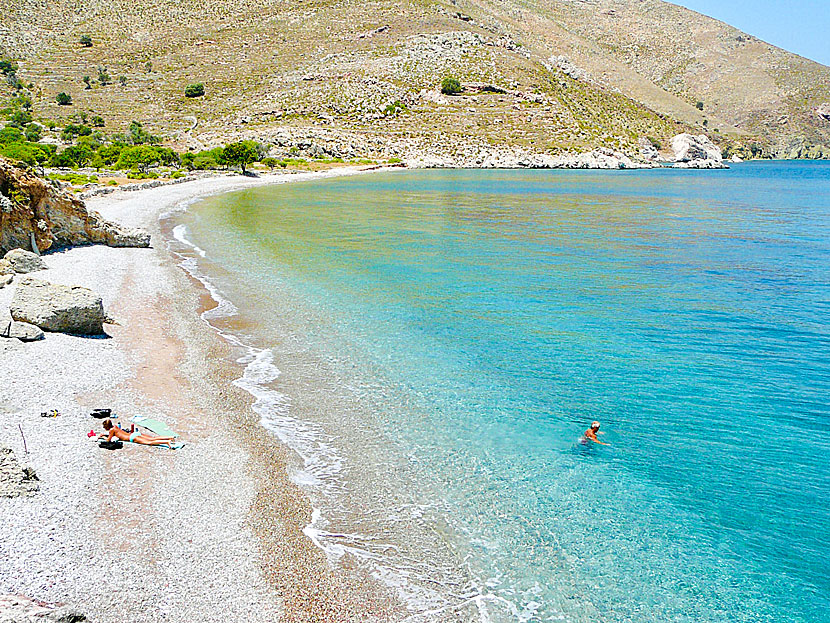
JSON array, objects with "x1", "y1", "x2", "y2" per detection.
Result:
[{"x1": 1, "y1": 0, "x2": 829, "y2": 159}]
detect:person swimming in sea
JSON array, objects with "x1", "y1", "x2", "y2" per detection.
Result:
[{"x1": 583, "y1": 421, "x2": 610, "y2": 446}]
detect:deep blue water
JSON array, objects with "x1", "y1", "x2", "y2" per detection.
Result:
[{"x1": 172, "y1": 162, "x2": 830, "y2": 622}]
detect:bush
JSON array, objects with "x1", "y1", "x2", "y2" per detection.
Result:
[
  {"x1": 0, "y1": 142, "x2": 50, "y2": 166},
  {"x1": 80, "y1": 35, "x2": 92, "y2": 47},
  {"x1": 387, "y1": 157, "x2": 403, "y2": 164},
  {"x1": 24, "y1": 123, "x2": 41, "y2": 142},
  {"x1": 97, "y1": 67, "x2": 111, "y2": 86},
  {"x1": 184, "y1": 83, "x2": 205, "y2": 98},
  {"x1": 440, "y1": 77, "x2": 462, "y2": 95},
  {"x1": 383, "y1": 100, "x2": 406, "y2": 116},
  {"x1": 261, "y1": 157, "x2": 280, "y2": 170},
  {"x1": 696, "y1": 101, "x2": 704, "y2": 111},
  {"x1": 127, "y1": 121, "x2": 159, "y2": 145},
  {"x1": 51, "y1": 144, "x2": 95, "y2": 168},
  {"x1": 0, "y1": 127, "x2": 24, "y2": 144},
  {"x1": 56, "y1": 92, "x2": 72, "y2": 106},
  {"x1": 119, "y1": 76, "x2": 127, "y2": 87},
  {"x1": 61, "y1": 124, "x2": 92, "y2": 141},
  {"x1": 9, "y1": 109, "x2": 32, "y2": 128},
  {"x1": 83, "y1": 76, "x2": 91, "y2": 89},
  {"x1": 97, "y1": 144, "x2": 123, "y2": 165},
  {"x1": 91, "y1": 115, "x2": 105, "y2": 127},
  {"x1": 170, "y1": 171, "x2": 185, "y2": 179},
  {"x1": 107, "y1": 179, "x2": 118, "y2": 186}
]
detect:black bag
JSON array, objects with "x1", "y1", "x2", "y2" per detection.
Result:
[
  {"x1": 91, "y1": 408, "x2": 112, "y2": 418},
  {"x1": 98, "y1": 440, "x2": 123, "y2": 450}
]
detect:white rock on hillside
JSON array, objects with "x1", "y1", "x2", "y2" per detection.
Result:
[
  {"x1": 670, "y1": 134, "x2": 726, "y2": 168},
  {"x1": 10, "y1": 277, "x2": 107, "y2": 335}
]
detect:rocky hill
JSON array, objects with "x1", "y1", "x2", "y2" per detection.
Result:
[{"x1": 1, "y1": 0, "x2": 828, "y2": 160}]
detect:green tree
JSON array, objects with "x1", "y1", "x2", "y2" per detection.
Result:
[
  {"x1": 441, "y1": 76, "x2": 462, "y2": 95},
  {"x1": 222, "y1": 141, "x2": 258, "y2": 174},
  {"x1": 97, "y1": 144, "x2": 124, "y2": 165},
  {"x1": 9, "y1": 109, "x2": 32, "y2": 128},
  {"x1": 80, "y1": 35, "x2": 93, "y2": 47},
  {"x1": 0, "y1": 142, "x2": 48, "y2": 166},
  {"x1": 56, "y1": 92, "x2": 73, "y2": 106},
  {"x1": 128, "y1": 121, "x2": 159, "y2": 145},
  {"x1": 261, "y1": 157, "x2": 280, "y2": 170},
  {"x1": 115, "y1": 145, "x2": 160, "y2": 172},
  {"x1": 184, "y1": 83, "x2": 205, "y2": 98}
]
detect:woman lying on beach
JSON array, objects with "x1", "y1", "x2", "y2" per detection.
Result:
[{"x1": 100, "y1": 419, "x2": 177, "y2": 447}]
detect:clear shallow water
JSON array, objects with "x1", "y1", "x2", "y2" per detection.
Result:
[{"x1": 169, "y1": 163, "x2": 830, "y2": 622}]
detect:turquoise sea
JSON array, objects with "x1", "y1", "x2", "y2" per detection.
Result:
[{"x1": 167, "y1": 162, "x2": 830, "y2": 622}]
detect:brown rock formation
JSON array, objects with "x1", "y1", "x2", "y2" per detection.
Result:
[{"x1": 0, "y1": 158, "x2": 150, "y2": 255}]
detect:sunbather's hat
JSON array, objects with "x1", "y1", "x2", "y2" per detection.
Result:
[{"x1": 91, "y1": 408, "x2": 112, "y2": 418}]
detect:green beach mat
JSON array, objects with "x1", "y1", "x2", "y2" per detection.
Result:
[{"x1": 131, "y1": 415, "x2": 179, "y2": 439}]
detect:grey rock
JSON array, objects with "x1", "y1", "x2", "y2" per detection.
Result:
[
  {"x1": 3, "y1": 249, "x2": 47, "y2": 274},
  {"x1": 0, "y1": 445, "x2": 40, "y2": 497},
  {"x1": 0, "y1": 258, "x2": 12, "y2": 275},
  {"x1": 638, "y1": 137, "x2": 660, "y2": 161},
  {"x1": 10, "y1": 277, "x2": 106, "y2": 335},
  {"x1": 0, "y1": 319, "x2": 45, "y2": 342},
  {"x1": 0, "y1": 274, "x2": 12, "y2": 288},
  {"x1": 816, "y1": 103, "x2": 830, "y2": 121}
]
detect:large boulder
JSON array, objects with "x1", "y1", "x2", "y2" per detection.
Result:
[
  {"x1": 4, "y1": 248, "x2": 46, "y2": 273},
  {"x1": 0, "y1": 157, "x2": 150, "y2": 255},
  {"x1": 10, "y1": 277, "x2": 106, "y2": 335},
  {"x1": 670, "y1": 133, "x2": 725, "y2": 167},
  {"x1": 0, "y1": 274, "x2": 12, "y2": 288}
]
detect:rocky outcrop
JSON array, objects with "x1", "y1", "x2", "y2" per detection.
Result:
[
  {"x1": 10, "y1": 277, "x2": 106, "y2": 336},
  {"x1": 3, "y1": 249, "x2": 46, "y2": 273},
  {"x1": 638, "y1": 137, "x2": 661, "y2": 162},
  {"x1": 0, "y1": 157, "x2": 150, "y2": 255},
  {"x1": 0, "y1": 445, "x2": 39, "y2": 497},
  {"x1": 670, "y1": 134, "x2": 726, "y2": 168},
  {"x1": 0, "y1": 274, "x2": 12, "y2": 288},
  {"x1": 815, "y1": 103, "x2": 830, "y2": 122}
]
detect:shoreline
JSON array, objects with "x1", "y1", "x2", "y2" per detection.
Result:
[{"x1": 0, "y1": 166, "x2": 404, "y2": 621}]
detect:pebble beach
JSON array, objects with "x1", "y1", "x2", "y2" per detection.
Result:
[{"x1": 0, "y1": 168, "x2": 401, "y2": 622}]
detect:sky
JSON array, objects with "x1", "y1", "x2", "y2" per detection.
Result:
[{"x1": 670, "y1": 1, "x2": 830, "y2": 66}]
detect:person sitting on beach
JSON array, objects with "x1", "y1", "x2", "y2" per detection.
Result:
[
  {"x1": 583, "y1": 421, "x2": 610, "y2": 446},
  {"x1": 100, "y1": 419, "x2": 177, "y2": 447}
]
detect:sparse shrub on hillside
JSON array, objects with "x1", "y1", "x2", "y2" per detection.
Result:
[
  {"x1": 0, "y1": 58, "x2": 16, "y2": 76},
  {"x1": 83, "y1": 76, "x2": 91, "y2": 89},
  {"x1": 24, "y1": 123, "x2": 41, "y2": 142},
  {"x1": 144, "y1": 61, "x2": 152, "y2": 73},
  {"x1": 91, "y1": 115, "x2": 105, "y2": 127},
  {"x1": 56, "y1": 92, "x2": 72, "y2": 106},
  {"x1": 14, "y1": 95, "x2": 31, "y2": 111},
  {"x1": 9, "y1": 109, "x2": 32, "y2": 128},
  {"x1": 127, "y1": 121, "x2": 159, "y2": 145},
  {"x1": 119, "y1": 76, "x2": 127, "y2": 87},
  {"x1": 170, "y1": 171, "x2": 185, "y2": 179},
  {"x1": 80, "y1": 35, "x2": 92, "y2": 47},
  {"x1": 185, "y1": 83, "x2": 205, "y2": 98},
  {"x1": 696, "y1": 101, "x2": 704, "y2": 111},
  {"x1": 383, "y1": 100, "x2": 406, "y2": 116},
  {"x1": 61, "y1": 124, "x2": 92, "y2": 141},
  {"x1": 441, "y1": 77, "x2": 462, "y2": 95},
  {"x1": 97, "y1": 67, "x2": 111, "y2": 86},
  {"x1": 222, "y1": 141, "x2": 258, "y2": 174}
]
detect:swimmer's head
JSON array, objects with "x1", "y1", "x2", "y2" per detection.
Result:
[{"x1": 591, "y1": 421, "x2": 600, "y2": 430}]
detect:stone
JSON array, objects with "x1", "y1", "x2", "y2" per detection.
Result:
[
  {"x1": 0, "y1": 318, "x2": 45, "y2": 341},
  {"x1": 10, "y1": 277, "x2": 106, "y2": 335},
  {"x1": 0, "y1": 274, "x2": 12, "y2": 288},
  {"x1": 816, "y1": 103, "x2": 830, "y2": 121},
  {"x1": 0, "y1": 595, "x2": 86, "y2": 622},
  {"x1": 0, "y1": 258, "x2": 12, "y2": 275},
  {"x1": 0, "y1": 445, "x2": 40, "y2": 497},
  {"x1": 4, "y1": 248, "x2": 47, "y2": 273},
  {"x1": 638, "y1": 137, "x2": 660, "y2": 161},
  {"x1": 670, "y1": 133, "x2": 724, "y2": 164}
]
